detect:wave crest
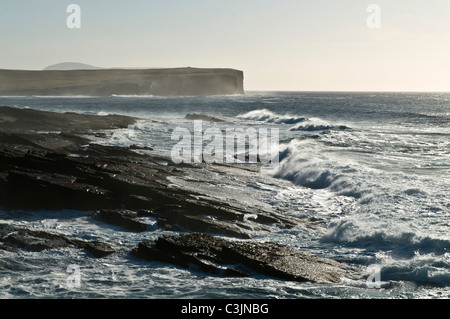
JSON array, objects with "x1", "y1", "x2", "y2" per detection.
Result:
[
  {"x1": 290, "y1": 119, "x2": 350, "y2": 132},
  {"x1": 237, "y1": 109, "x2": 307, "y2": 124},
  {"x1": 323, "y1": 219, "x2": 450, "y2": 257},
  {"x1": 237, "y1": 109, "x2": 350, "y2": 132},
  {"x1": 273, "y1": 140, "x2": 368, "y2": 200}
]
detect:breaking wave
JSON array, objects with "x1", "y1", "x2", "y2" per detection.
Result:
[
  {"x1": 290, "y1": 119, "x2": 350, "y2": 132},
  {"x1": 323, "y1": 219, "x2": 450, "y2": 256},
  {"x1": 237, "y1": 109, "x2": 350, "y2": 132},
  {"x1": 237, "y1": 109, "x2": 307, "y2": 124},
  {"x1": 322, "y1": 218, "x2": 450, "y2": 287},
  {"x1": 273, "y1": 140, "x2": 370, "y2": 201}
]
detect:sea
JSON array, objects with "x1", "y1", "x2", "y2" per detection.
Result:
[{"x1": 0, "y1": 92, "x2": 449, "y2": 299}]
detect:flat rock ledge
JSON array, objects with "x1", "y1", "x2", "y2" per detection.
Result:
[
  {"x1": 132, "y1": 233, "x2": 345, "y2": 284},
  {"x1": 0, "y1": 224, "x2": 115, "y2": 258}
]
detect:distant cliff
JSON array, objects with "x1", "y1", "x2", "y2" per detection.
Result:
[{"x1": 0, "y1": 67, "x2": 244, "y2": 96}]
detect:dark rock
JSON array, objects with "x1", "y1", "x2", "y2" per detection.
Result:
[
  {"x1": 129, "y1": 145, "x2": 153, "y2": 151},
  {"x1": 0, "y1": 243, "x2": 18, "y2": 253},
  {"x1": 221, "y1": 240, "x2": 344, "y2": 284},
  {"x1": 131, "y1": 233, "x2": 345, "y2": 284},
  {"x1": 0, "y1": 224, "x2": 72, "y2": 252},
  {"x1": 0, "y1": 224, "x2": 115, "y2": 257},
  {"x1": 0, "y1": 106, "x2": 136, "y2": 133},
  {"x1": 185, "y1": 114, "x2": 227, "y2": 122},
  {"x1": 95, "y1": 209, "x2": 155, "y2": 232},
  {"x1": 72, "y1": 240, "x2": 116, "y2": 258}
]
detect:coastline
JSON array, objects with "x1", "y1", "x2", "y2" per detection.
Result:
[
  {"x1": 0, "y1": 106, "x2": 346, "y2": 285},
  {"x1": 0, "y1": 68, "x2": 245, "y2": 97}
]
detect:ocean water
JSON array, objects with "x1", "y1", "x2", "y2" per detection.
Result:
[{"x1": 0, "y1": 92, "x2": 449, "y2": 299}]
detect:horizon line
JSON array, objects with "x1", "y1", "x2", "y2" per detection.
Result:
[{"x1": 244, "y1": 90, "x2": 450, "y2": 94}]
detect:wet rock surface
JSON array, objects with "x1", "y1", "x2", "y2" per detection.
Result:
[
  {"x1": 0, "y1": 224, "x2": 115, "y2": 258},
  {"x1": 132, "y1": 233, "x2": 345, "y2": 283}
]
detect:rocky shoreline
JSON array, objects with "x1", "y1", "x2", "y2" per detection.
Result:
[{"x1": 0, "y1": 106, "x2": 347, "y2": 284}]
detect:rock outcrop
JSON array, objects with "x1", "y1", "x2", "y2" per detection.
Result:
[
  {"x1": 0, "y1": 105, "x2": 136, "y2": 132},
  {"x1": 0, "y1": 224, "x2": 115, "y2": 258},
  {"x1": 0, "y1": 67, "x2": 244, "y2": 96},
  {"x1": 132, "y1": 233, "x2": 345, "y2": 283}
]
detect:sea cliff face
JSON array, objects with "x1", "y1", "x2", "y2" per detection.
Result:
[{"x1": 0, "y1": 67, "x2": 244, "y2": 96}]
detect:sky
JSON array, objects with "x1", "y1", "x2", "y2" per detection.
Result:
[{"x1": 1, "y1": 0, "x2": 450, "y2": 91}]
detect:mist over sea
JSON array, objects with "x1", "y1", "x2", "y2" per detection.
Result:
[{"x1": 0, "y1": 92, "x2": 449, "y2": 298}]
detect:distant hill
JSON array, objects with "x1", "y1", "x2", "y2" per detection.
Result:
[{"x1": 43, "y1": 62, "x2": 101, "y2": 71}]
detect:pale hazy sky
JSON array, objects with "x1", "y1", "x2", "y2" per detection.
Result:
[{"x1": 1, "y1": 0, "x2": 450, "y2": 91}]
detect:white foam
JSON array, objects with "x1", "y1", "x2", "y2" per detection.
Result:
[{"x1": 237, "y1": 109, "x2": 307, "y2": 124}]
